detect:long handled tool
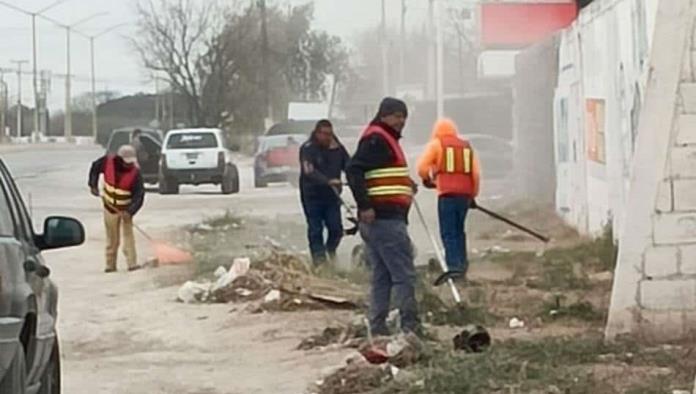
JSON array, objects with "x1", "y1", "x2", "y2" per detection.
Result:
[
  {"x1": 474, "y1": 204, "x2": 550, "y2": 243},
  {"x1": 133, "y1": 223, "x2": 194, "y2": 265},
  {"x1": 329, "y1": 183, "x2": 359, "y2": 236},
  {"x1": 413, "y1": 199, "x2": 462, "y2": 304}
]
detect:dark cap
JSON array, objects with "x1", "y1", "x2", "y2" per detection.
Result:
[{"x1": 376, "y1": 97, "x2": 408, "y2": 119}]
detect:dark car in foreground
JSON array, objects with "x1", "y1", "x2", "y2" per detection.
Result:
[{"x1": 0, "y1": 159, "x2": 85, "y2": 393}]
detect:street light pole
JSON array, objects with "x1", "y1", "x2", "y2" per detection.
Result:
[
  {"x1": 31, "y1": 14, "x2": 38, "y2": 140},
  {"x1": 40, "y1": 12, "x2": 108, "y2": 139},
  {"x1": 381, "y1": 0, "x2": 389, "y2": 96},
  {"x1": 0, "y1": 71, "x2": 7, "y2": 139},
  {"x1": 435, "y1": 0, "x2": 445, "y2": 118},
  {"x1": 11, "y1": 60, "x2": 28, "y2": 138},
  {"x1": 90, "y1": 36, "x2": 96, "y2": 141},
  {"x1": 65, "y1": 26, "x2": 72, "y2": 138},
  {"x1": 0, "y1": 0, "x2": 71, "y2": 140},
  {"x1": 76, "y1": 23, "x2": 126, "y2": 142}
]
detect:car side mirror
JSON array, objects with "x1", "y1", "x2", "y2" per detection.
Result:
[{"x1": 38, "y1": 216, "x2": 85, "y2": 251}]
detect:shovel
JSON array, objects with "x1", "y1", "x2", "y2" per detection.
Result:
[{"x1": 133, "y1": 224, "x2": 194, "y2": 265}]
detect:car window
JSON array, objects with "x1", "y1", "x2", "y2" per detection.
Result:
[
  {"x1": 107, "y1": 132, "x2": 131, "y2": 154},
  {"x1": 0, "y1": 162, "x2": 33, "y2": 239},
  {"x1": 0, "y1": 179, "x2": 16, "y2": 237},
  {"x1": 259, "y1": 135, "x2": 304, "y2": 152},
  {"x1": 266, "y1": 121, "x2": 313, "y2": 136},
  {"x1": 167, "y1": 133, "x2": 219, "y2": 149}
]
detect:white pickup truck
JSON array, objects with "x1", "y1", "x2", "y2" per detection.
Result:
[{"x1": 159, "y1": 128, "x2": 240, "y2": 195}]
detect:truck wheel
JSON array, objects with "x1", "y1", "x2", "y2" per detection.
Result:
[
  {"x1": 0, "y1": 344, "x2": 27, "y2": 394},
  {"x1": 159, "y1": 176, "x2": 179, "y2": 195},
  {"x1": 38, "y1": 342, "x2": 60, "y2": 394},
  {"x1": 221, "y1": 165, "x2": 239, "y2": 195}
]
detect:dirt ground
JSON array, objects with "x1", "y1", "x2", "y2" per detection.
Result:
[{"x1": 6, "y1": 145, "x2": 687, "y2": 394}]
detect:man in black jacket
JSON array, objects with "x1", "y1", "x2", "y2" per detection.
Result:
[
  {"x1": 299, "y1": 119, "x2": 350, "y2": 265},
  {"x1": 89, "y1": 145, "x2": 145, "y2": 273},
  {"x1": 347, "y1": 98, "x2": 421, "y2": 336}
]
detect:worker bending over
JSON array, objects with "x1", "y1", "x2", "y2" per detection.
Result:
[{"x1": 89, "y1": 145, "x2": 145, "y2": 273}]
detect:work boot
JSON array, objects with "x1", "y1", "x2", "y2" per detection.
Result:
[
  {"x1": 127, "y1": 265, "x2": 142, "y2": 272},
  {"x1": 104, "y1": 267, "x2": 117, "y2": 273}
]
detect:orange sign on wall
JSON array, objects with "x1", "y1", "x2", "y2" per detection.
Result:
[{"x1": 586, "y1": 99, "x2": 606, "y2": 164}]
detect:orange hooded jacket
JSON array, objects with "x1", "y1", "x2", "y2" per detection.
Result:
[{"x1": 417, "y1": 119, "x2": 481, "y2": 197}]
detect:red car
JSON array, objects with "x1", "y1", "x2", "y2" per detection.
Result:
[{"x1": 253, "y1": 134, "x2": 305, "y2": 188}]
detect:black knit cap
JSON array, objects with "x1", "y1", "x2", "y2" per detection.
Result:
[{"x1": 376, "y1": 97, "x2": 408, "y2": 119}]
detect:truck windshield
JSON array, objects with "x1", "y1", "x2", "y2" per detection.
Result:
[{"x1": 167, "y1": 133, "x2": 218, "y2": 149}]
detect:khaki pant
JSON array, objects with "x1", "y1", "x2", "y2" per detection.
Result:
[{"x1": 104, "y1": 209, "x2": 137, "y2": 270}]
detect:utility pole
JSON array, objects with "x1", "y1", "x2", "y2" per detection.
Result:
[
  {"x1": 400, "y1": 0, "x2": 407, "y2": 86},
  {"x1": 76, "y1": 23, "x2": 126, "y2": 143},
  {"x1": 0, "y1": 0, "x2": 71, "y2": 140},
  {"x1": 259, "y1": 0, "x2": 271, "y2": 121},
  {"x1": 0, "y1": 71, "x2": 7, "y2": 139},
  {"x1": 11, "y1": 60, "x2": 28, "y2": 138},
  {"x1": 435, "y1": 0, "x2": 444, "y2": 118},
  {"x1": 65, "y1": 27, "x2": 72, "y2": 138},
  {"x1": 155, "y1": 78, "x2": 160, "y2": 126},
  {"x1": 40, "y1": 12, "x2": 107, "y2": 139},
  {"x1": 381, "y1": 0, "x2": 389, "y2": 96},
  {"x1": 427, "y1": 0, "x2": 436, "y2": 100},
  {"x1": 32, "y1": 15, "x2": 38, "y2": 140}
]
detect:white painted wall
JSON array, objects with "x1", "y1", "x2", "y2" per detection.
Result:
[{"x1": 553, "y1": 0, "x2": 658, "y2": 236}]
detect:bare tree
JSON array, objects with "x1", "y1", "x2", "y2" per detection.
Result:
[{"x1": 132, "y1": 0, "x2": 217, "y2": 126}]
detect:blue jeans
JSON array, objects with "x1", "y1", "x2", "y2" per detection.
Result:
[
  {"x1": 360, "y1": 219, "x2": 420, "y2": 335},
  {"x1": 438, "y1": 195, "x2": 470, "y2": 273},
  {"x1": 302, "y1": 198, "x2": 343, "y2": 264}
]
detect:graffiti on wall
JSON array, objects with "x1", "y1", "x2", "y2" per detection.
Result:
[{"x1": 586, "y1": 98, "x2": 607, "y2": 163}]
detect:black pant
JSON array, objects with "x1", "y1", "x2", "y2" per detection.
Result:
[{"x1": 301, "y1": 197, "x2": 343, "y2": 263}]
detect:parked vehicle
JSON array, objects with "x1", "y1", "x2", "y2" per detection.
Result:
[
  {"x1": 159, "y1": 128, "x2": 240, "y2": 195},
  {"x1": 105, "y1": 127, "x2": 162, "y2": 184},
  {"x1": 0, "y1": 158, "x2": 85, "y2": 393},
  {"x1": 264, "y1": 120, "x2": 315, "y2": 137},
  {"x1": 254, "y1": 134, "x2": 304, "y2": 188}
]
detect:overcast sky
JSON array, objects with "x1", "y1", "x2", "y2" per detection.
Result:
[{"x1": 0, "y1": 0, "x2": 431, "y2": 111}]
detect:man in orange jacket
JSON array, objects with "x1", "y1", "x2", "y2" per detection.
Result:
[{"x1": 417, "y1": 118, "x2": 480, "y2": 278}]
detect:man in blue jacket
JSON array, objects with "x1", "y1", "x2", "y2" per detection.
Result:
[{"x1": 299, "y1": 119, "x2": 350, "y2": 265}]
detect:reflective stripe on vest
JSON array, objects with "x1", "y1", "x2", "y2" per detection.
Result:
[
  {"x1": 360, "y1": 125, "x2": 412, "y2": 207},
  {"x1": 443, "y1": 146, "x2": 473, "y2": 174},
  {"x1": 436, "y1": 135, "x2": 475, "y2": 196},
  {"x1": 365, "y1": 167, "x2": 410, "y2": 180},
  {"x1": 102, "y1": 155, "x2": 138, "y2": 211}
]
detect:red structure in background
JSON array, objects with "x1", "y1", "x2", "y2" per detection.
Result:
[{"x1": 481, "y1": 2, "x2": 578, "y2": 49}]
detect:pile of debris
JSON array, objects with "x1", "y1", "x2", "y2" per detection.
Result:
[
  {"x1": 312, "y1": 334, "x2": 427, "y2": 394},
  {"x1": 177, "y1": 251, "x2": 365, "y2": 312}
]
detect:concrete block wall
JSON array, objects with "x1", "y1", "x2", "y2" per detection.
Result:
[{"x1": 607, "y1": 0, "x2": 696, "y2": 342}]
